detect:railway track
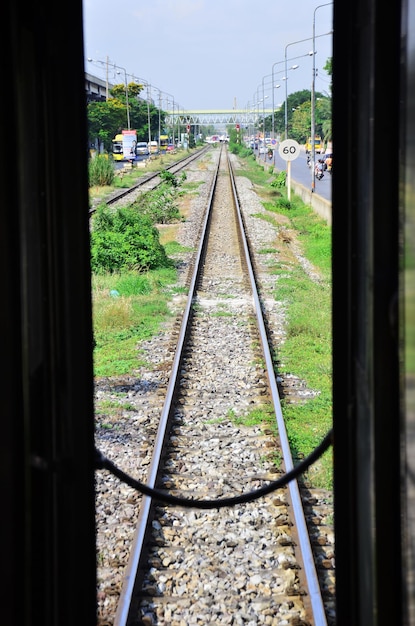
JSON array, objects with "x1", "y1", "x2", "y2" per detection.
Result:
[
  {"x1": 90, "y1": 146, "x2": 212, "y2": 214},
  {"x1": 94, "y1": 145, "x2": 334, "y2": 625}
]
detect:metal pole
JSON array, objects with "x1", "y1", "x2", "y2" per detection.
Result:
[
  {"x1": 147, "y1": 85, "x2": 151, "y2": 149},
  {"x1": 271, "y1": 54, "x2": 309, "y2": 138},
  {"x1": 257, "y1": 86, "x2": 261, "y2": 147},
  {"x1": 123, "y1": 68, "x2": 130, "y2": 130},
  {"x1": 284, "y1": 31, "x2": 332, "y2": 141},
  {"x1": 171, "y1": 100, "x2": 175, "y2": 146},
  {"x1": 158, "y1": 90, "x2": 161, "y2": 153},
  {"x1": 115, "y1": 64, "x2": 130, "y2": 129},
  {"x1": 311, "y1": 18, "x2": 316, "y2": 192},
  {"x1": 105, "y1": 55, "x2": 109, "y2": 101},
  {"x1": 284, "y1": 51, "x2": 288, "y2": 139},
  {"x1": 271, "y1": 63, "x2": 282, "y2": 138},
  {"x1": 262, "y1": 77, "x2": 266, "y2": 160},
  {"x1": 161, "y1": 91, "x2": 176, "y2": 146},
  {"x1": 311, "y1": 3, "x2": 333, "y2": 192}
]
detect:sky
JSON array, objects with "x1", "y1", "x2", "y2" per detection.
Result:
[{"x1": 82, "y1": 0, "x2": 333, "y2": 113}]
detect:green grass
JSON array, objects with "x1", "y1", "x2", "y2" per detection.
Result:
[
  {"x1": 182, "y1": 180, "x2": 205, "y2": 193},
  {"x1": 230, "y1": 404, "x2": 277, "y2": 428},
  {"x1": 92, "y1": 268, "x2": 177, "y2": 377},
  {"x1": 163, "y1": 241, "x2": 194, "y2": 255},
  {"x1": 235, "y1": 155, "x2": 333, "y2": 488}
]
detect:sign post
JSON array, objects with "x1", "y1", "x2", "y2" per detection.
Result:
[{"x1": 278, "y1": 139, "x2": 300, "y2": 201}]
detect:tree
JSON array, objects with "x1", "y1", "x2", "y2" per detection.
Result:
[
  {"x1": 87, "y1": 82, "x2": 167, "y2": 152},
  {"x1": 87, "y1": 99, "x2": 127, "y2": 152},
  {"x1": 291, "y1": 101, "x2": 312, "y2": 143},
  {"x1": 266, "y1": 89, "x2": 331, "y2": 143},
  {"x1": 268, "y1": 90, "x2": 312, "y2": 138},
  {"x1": 316, "y1": 96, "x2": 332, "y2": 142},
  {"x1": 323, "y1": 57, "x2": 332, "y2": 79}
]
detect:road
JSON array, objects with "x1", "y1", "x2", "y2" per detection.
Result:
[
  {"x1": 114, "y1": 154, "x2": 149, "y2": 169},
  {"x1": 118, "y1": 147, "x2": 332, "y2": 204},
  {"x1": 256, "y1": 148, "x2": 332, "y2": 203}
]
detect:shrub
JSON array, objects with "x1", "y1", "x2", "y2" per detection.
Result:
[
  {"x1": 270, "y1": 170, "x2": 287, "y2": 189},
  {"x1": 132, "y1": 170, "x2": 186, "y2": 224},
  {"x1": 90, "y1": 205, "x2": 171, "y2": 273},
  {"x1": 276, "y1": 197, "x2": 292, "y2": 210},
  {"x1": 133, "y1": 184, "x2": 182, "y2": 224},
  {"x1": 89, "y1": 154, "x2": 115, "y2": 187},
  {"x1": 159, "y1": 169, "x2": 179, "y2": 187}
]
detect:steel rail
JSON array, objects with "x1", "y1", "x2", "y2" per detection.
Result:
[
  {"x1": 228, "y1": 154, "x2": 327, "y2": 626},
  {"x1": 113, "y1": 146, "x2": 222, "y2": 626}
]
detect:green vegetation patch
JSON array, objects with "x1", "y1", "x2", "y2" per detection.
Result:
[
  {"x1": 163, "y1": 241, "x2": 194, "y2": 256},
  {"x1": 90, "y1": 205, "x2": 173, "y2": 273},
  {"x1": 268, "y1": 221, "x2": 332, "y2": 488},
  {"x1": 92, "y1": 269, "x2": 177, "y2": 377},
  {"x1": 229, "y1": 404, "x2": 276, "y2": 428},
  {"x1": 231, "y1": 150, "x2": 332, "y2": 488}
]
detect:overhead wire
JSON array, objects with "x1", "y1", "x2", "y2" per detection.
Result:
[{"x1": 95, "y1": 429, "x2": 333, "y2": 509}]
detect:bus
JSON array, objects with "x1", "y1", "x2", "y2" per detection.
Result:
[
  {"x1": 112, "y1": 134, "x2": 124, "y2": 161},
  {"x1": 305, "y1": 136, "x2": 322, "y2": 154},
  {"x1": 159, "y1": 135, "x2": 169, "y2": 153}
]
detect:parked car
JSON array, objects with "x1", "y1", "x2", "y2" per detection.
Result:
[{"x1": 136, "y1": 142, "x2": 149, "y2": 156}]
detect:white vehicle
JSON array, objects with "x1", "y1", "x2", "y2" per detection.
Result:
[
  {"x1": 136, "y1": 142, "x2": 149, "y2": 156},
  {"x1": 148, "y1": 141, "x2": 158, "y2": 154}
]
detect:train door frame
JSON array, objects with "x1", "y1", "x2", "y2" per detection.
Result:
[
  {"x1": 332, "y1": 1, "x2": 404, "y2": 624},
  {"x1": 2, "y1": 2, "x2": 96, "y2": 625}
]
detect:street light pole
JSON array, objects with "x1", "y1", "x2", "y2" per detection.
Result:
[
  {"x1": 87, "y1": 57, "x2": 130, "y2": 129},
  {"x1": 253, "y1": 90, "x2": 259, "y2": 141},
  {"x1": 256, "y1": 86, "x2": 262, "y2": 144},
  {"x1": 311, "y1": 3, "x2": 333, "y2": 192},
  {"x1": 271, "y1": 54, "x2": 313, "y2": 138},
  {"x1": 262, "y1": 76, "x2": 267, "y2": 153},
  {"x1": 157, "y1": 89, "x2": 161, "y2": 153},
  {"x1": 116, "y1": 66, "x2": 130, "y2": 130},
  {"x1": 105, "y1": 55, "x2": 109, "y2": 101},
  {"x1": 147, "y1": 84, "x2": 152, "y2": 149},
  {"x1": 270, "y1": 63, "x2": 300, "y2": 138},
  {"x1": 132, "y1": 75, "x2": 152, "y2": 151},
  {"x1": 160, "y1": 90, "x2": 176, "y2": 146},
  {"x1": 261, "y1": 76, "x2": 270, "y2": 161},
  {"x1": 284, "y1": 31, "x2": 331, "y2": 139}
]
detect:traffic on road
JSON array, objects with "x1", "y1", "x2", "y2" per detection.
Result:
[{"x1": 254, "y1": 142, "x2": 332, "y2": 203}]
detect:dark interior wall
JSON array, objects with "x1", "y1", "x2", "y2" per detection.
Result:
[
  {"x1": 1, "y1": 2, "x2": 96, "y2": 625},
  {"x1": 332, "y1": 1, "x2": 403, "y2": 625}
]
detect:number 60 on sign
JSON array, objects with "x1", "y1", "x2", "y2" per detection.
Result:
[{"x1": 278, "y1": 139, "x2": 300, "y2": 161}]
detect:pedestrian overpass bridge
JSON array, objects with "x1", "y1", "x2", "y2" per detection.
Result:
[{"x1": 164, "y1": 109, "x2": 275, "y2": 126}]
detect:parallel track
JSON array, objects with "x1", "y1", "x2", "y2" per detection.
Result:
[{"x1": 90, "y1": 146, "x2": 212, "y2": 214}]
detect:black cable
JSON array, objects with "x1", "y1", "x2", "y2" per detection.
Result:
[{"x1": 95, "y1": 429, "x2": 333, "y2": 509}]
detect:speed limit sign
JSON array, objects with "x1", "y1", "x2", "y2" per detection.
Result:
[{"x1": 278, "y1": 139, "x2": 300, "y2": 161}]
